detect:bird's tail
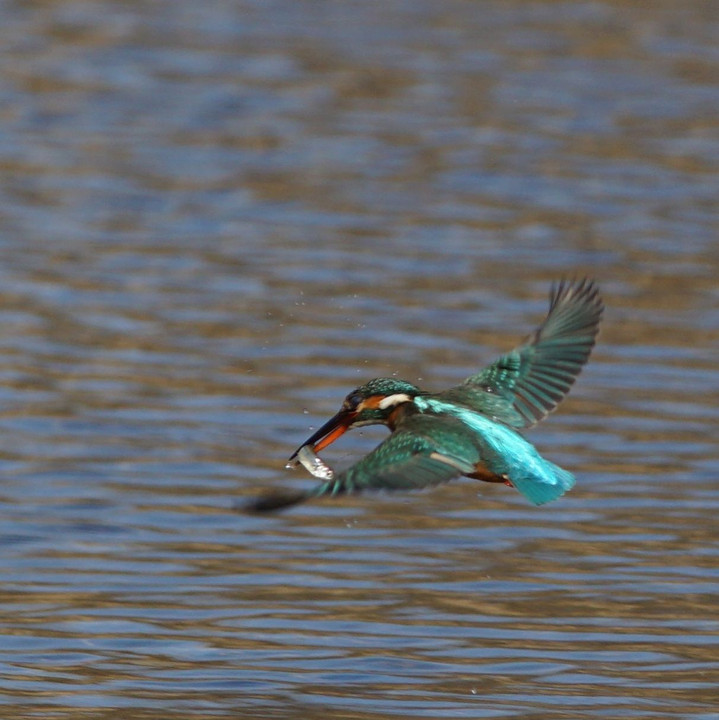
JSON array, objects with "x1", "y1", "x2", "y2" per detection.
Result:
[{"x1": 508, "y1": 458, "x2": 576, "y2": 506}]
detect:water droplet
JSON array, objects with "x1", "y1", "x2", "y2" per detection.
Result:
[{"x1": 302, "y1": 409, "x2": 309, "y2": 414}]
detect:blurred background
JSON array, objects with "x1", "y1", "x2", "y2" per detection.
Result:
[{"x1": 0, "y1": 1, "x2": 717, "y2": 718}]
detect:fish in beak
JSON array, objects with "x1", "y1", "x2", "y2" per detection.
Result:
[{"x1": 286, "y1": 408, "x2": 356, "y2": 472}]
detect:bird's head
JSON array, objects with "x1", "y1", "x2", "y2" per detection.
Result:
[{"x1": 287, "y1": 377, "x2": 420, "y2": 462}]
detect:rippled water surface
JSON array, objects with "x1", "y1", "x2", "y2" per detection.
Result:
[{"x1": 0, "y1": 2, "x2": 717, "y2": 718}]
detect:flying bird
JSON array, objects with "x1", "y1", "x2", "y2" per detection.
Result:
[{"x1": 247, "y1": 278, "x2": 603, "y2": 513}]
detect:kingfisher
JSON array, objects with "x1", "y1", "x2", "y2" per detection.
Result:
[{"x1": 247, "y1": 278, "x2": 603, "y2": 513}]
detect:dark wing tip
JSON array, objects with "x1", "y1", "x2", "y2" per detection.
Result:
[
  {"x1": 239, "y1": 489, "x2": 309, "y2": 514},
  {"x1": 542, "y1": 276, "x2": 604, "y2": 343},
  {"x1": 549, "y1": 277, "x2": 604, "y2": 319}
]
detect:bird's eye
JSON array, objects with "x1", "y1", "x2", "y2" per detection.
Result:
[{"x1": 345, "y1": 393, "x2": 363, "y2": 410}]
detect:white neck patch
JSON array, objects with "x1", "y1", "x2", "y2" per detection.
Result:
[{"x1": 378, "y1": 393, "x2": 413, "y2": 410}]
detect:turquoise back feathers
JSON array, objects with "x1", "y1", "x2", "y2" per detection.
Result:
[{"x1": 414, "y1": 397, "x2": 576, "y2": 506}]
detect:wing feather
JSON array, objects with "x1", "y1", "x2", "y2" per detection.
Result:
[
  {"x1": 443, "y1": 278, "x2": 603, "y2": 428},
  {"x1": 244, "y1": 415, "x2": 479, "y2": 512},
  {"x1": 321, "y1": 418, "x2": 478, "y2": 494}
]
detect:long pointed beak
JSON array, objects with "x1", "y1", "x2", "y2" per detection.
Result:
[{"x1": 287, "y1": 409, "x2": 355, "y2": 463}]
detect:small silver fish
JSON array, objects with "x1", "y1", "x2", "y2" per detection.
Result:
[{"x1": 285, "y1": 445, "x2": 335, "y2": 480}]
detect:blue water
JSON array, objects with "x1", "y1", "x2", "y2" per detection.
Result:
[{"x1": 0, "y1": 1, "x2": 717, "y2": 718}]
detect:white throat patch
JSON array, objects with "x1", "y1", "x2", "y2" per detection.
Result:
[{"x1": 378, "y1": 393, "x2": 413, "y2": 410}]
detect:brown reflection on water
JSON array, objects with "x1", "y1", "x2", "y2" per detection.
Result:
[{"x1": 0, "y1": 0, "x2": 717, "y2": 718}]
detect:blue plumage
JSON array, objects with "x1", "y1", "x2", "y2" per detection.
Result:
[{"x1": 414, "y1": 397, "x2": 576, "y2": 506}]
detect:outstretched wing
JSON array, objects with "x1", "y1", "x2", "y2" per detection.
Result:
[
  {"x1": 332, "y1": 418, "x2": 479, "y2": 494},
  {"x1": 244, "y1": 415, "x2": 479, "y2": 513},
  {"x1": 441, "y1": 278, "x2": 603, "y2": 428}
]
